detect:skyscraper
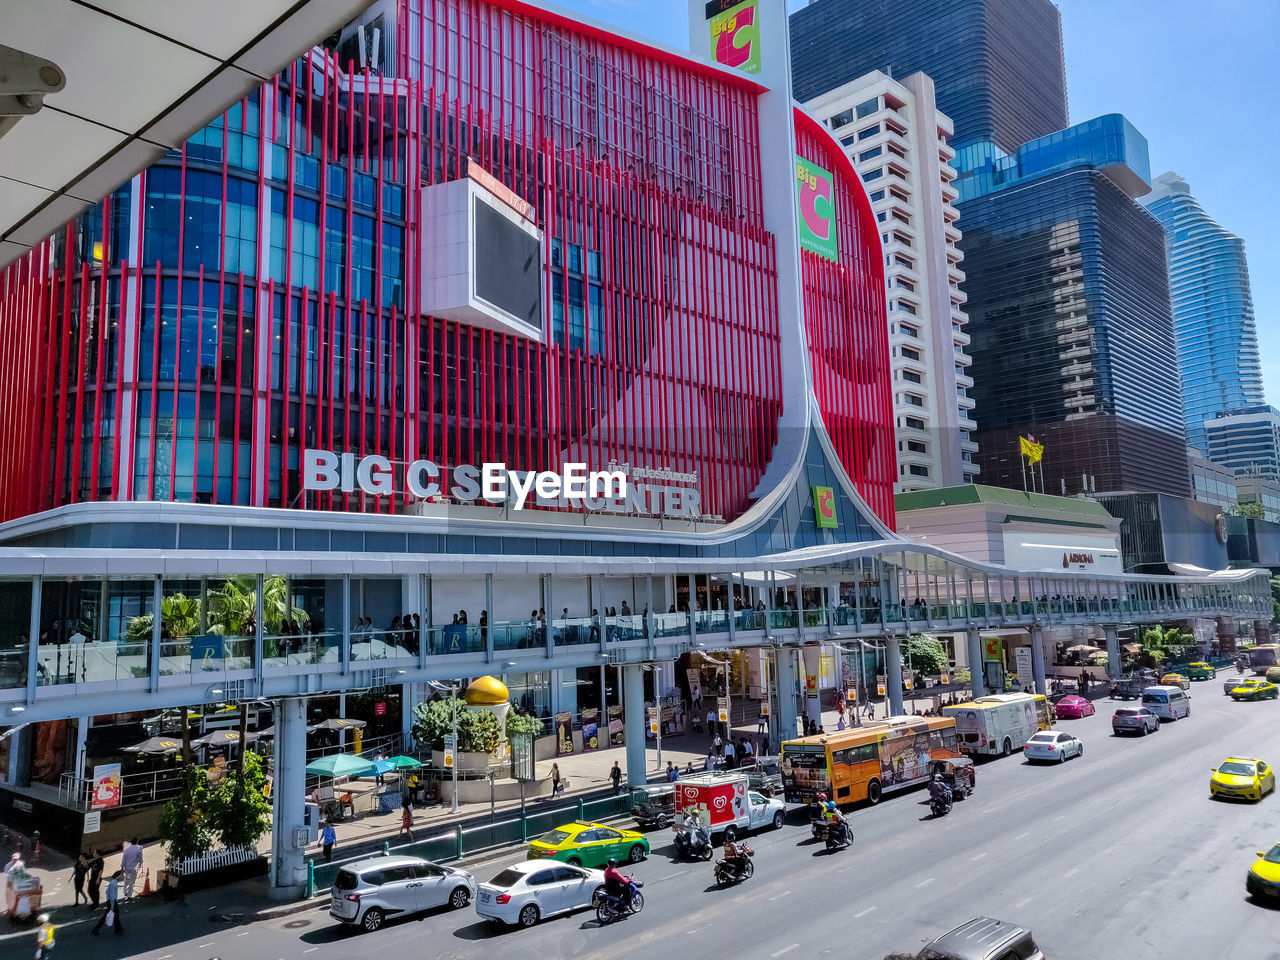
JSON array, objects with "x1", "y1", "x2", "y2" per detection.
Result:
[
  {"x1": 1140, "y1": 172, "x2": 1264, "y2": 454},
  {"x1": 790, "y1": 0, "x2": 1068, "y2": 154}
]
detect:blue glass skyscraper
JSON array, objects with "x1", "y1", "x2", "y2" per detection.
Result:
[{"x1": 1140, "y1": 172, "x2": 1263, "y2": 455}]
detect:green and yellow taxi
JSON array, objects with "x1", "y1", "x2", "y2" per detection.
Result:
[
  {"x1": 1265, "y1": 666, "x2": 1280, "y2": 684},
  {"x1": 1185, "y1": 662, "x2": 1216, "y2": 680},
  {"x1": 1211, "y1": 757, "x2": 1276, "y2": 802},
  {"x1": 1230, "y1": 679, "x2": 1280, "y2": 701},
  {"x1": 1160, "y1": 672, "x2": 1191, "y2": 691},
  {"x1": 1247, "y1": 842, "x2": 1280, "y2": 900},
  {"x1": 527, "y1": 820, "x2": 649, "y2": 867}
]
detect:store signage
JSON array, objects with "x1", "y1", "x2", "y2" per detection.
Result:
[
  {"x1": 813, "y1": 485, "x2": 837, "y2": 528},
  {"x1": 91, "y1": 763, "x2": 122, "y2": 810},
  {"x1": 302, "y1": 450, "x2": 703, "y2": 519},
  {"x1": 374, "y1": 702, "x2": 386, "y2": 717},
  {"x1": 1015, "y1": 647, "x2": 1033, "y2": 688},
  {"x1": 983, "y1": 637, "x2": 1002, "y2": 663},
  {"x1": 707, "y1": 0, "x2": 761, "y2": 75},
  {"x1": 795, "y1": 156, "x2": 838, "y2": 262},
  {"x1": 607, "y1": 705, "x2": 625, "y2": 746},
  {"x1": 1062, "y1": 552, "x2": 1095, "y2": 568},
  {"x1": 555, "y1": 711, "x2": 574, "y2": 756},
  {"x1": 581, "y1": 708, "x2": 600, "y2": 752}
]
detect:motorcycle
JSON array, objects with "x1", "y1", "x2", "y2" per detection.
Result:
[
  {"x1": 713, "y1": 844, "x2": 755, "y2": 886},
  {"x1": 929, "y1": 788, "x2": 954, "y2": 818},
  {"x1": 825, "y1": 816, "x2": 853, "y2": 852},
  {"x1": 673, "y1": 821, "x2": 714, "y2": 861},
  {"x1": 595, "y1": 878, "x2": 644, "y2": 923},
  {"x1": 810, "y1": 800, "x2": 832, "y2": 840}
]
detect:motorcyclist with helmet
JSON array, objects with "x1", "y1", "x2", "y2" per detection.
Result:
[
  {"x1": 928, "y1": 773, "x2": 953, "y2": 813},
  {"x1": 603, "y1": 857, "x2": 632, "y2": 910}
]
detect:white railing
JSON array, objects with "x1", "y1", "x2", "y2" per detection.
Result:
[{"x1": 169, "y1": 844, "x2": 259, "y2": 876}]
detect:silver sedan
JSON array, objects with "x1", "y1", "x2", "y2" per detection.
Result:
[{"x1": 1023, "y1": 730, "x2": 1083, "y2": 763}]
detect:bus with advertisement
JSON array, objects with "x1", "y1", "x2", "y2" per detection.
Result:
[
  {"x1": 942, "y1": 693, "x2": 1051, "y2": 757},
  {"x1": 780, "y1": 716, "x2": 962, "y2": 807}
]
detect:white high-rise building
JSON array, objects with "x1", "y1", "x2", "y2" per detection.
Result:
[{"x1": 806, "y1": 70, "x2": 978, "y2": 491}]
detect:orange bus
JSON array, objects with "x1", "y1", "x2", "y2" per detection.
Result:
[{"x1": 780, "y1": 715, "x2": 962, "y2": 806}]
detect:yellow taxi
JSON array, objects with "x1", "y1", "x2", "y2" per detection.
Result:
[
  {"x1": 1230, "y1": 679, "x2": 1280, "y2": 701},
  {"x1": 526, "y1": 820, "x2": 650, "y2": 867},
  {"x1": 1210, "y1": 757, "x2": 1276, "y2": 802},
  {"x1": 1160, "y1": 672, "x2": 1191, "y2": 691},
  {"x1": 1247, "y1": 842, "x2": 1280, "y2": 900},
  {"x1": 1185, "y1": 662, "x2": 1216, "y2": 680}
]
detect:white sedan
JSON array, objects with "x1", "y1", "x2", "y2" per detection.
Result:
[
  {"x1": 475, "y1": 860, "x2": 605, "y2": 928},
  {"x1": 1023, "y1": 730, "x2": 1083, "y2": 763}
]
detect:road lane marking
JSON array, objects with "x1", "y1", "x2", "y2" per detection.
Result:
[
  {"x1": 770, "y1": 945, "x2": 799, "y2": 957},
  {"x1": 970, "y1": 852, "x2": 988, "y2": 862},
  {"x1": 686, "y1": 927, "x2": 703, "y2": 935},
  {"x1": 854, "y1": 906, "x2": 877, "y2": 918},
  {"x1": 1014, "y1": 832, "x2": 1029, "y2": 840},
  {"x1": 304, "y1": 949, "x2": 319, "y2": 954},
  {"x1": 237, "y1": 931, "x2": 250, "y2": 937},
  {"x1": 657, "y1": 869, "x2": 689, "y2": 882},
  {"x1": 837, "y1": 866, "x2": 851, "y2": 874},
  {"x1": 197, "y1": 944, "x2": 214, "y2": 949},
  {"x1": 768, "y1": 890, "x2": 792, "y2": 901},
  {"x1": 1053, "y1": 814, "x2": 1067, "y2": 821},
  {"x1": 915, "y1": 877, "x2": 935, "y2": 888},
  {"x1": 1015, "y1": 896, "x2": 1032, "y2": 908},
  {"x1": 1064, "y1": 866, "x2": 1080, "y2": 878}
]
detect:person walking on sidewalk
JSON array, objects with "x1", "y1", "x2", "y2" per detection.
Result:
[
  {"x1": 609, "y1": 761, "x2": 622, "y2": 796},
  {"x1": 120, "y1": 838, "x2": 143, "y2": 901},
  {"x1": 91, "y1": 871, "x2": 124, "y2": 936},
  {"x1": 399, "y1": 807, "x2": 414, "y2": 841},
  {"x1": 87, "y1": 849, "x2": 104, "y2": 909},
  {"x1": 70, "y1": 852, "x2": 89, "y2": 906},
  {"x1": 550, "y1": 763, "x2": 562, "y2": 797},
  {"x1": 320, "y1": 820, "x2": 337, "y2": 863},
  {"x1": 705, "y1": 747, "x2": 716, "y2": 771}
]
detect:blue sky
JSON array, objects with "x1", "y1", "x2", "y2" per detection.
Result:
[{"x1": 553, "y1": 0, "x2": 1280, "y2": 403}]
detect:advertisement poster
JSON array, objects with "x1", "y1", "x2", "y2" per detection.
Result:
[
  {"x1": 555, "y1": 711, "x2": 574, "y2": 756},
  {"x1": 1015, "y1": 647, "x2": 1034, "y2": 689},
  {"x1": 607, "y1": 705, "x2": 625, "y2": 746},
  {"x1": 686, "y1": 669, "x2": 702, "y2": 704},
  {"x1": 877, "y1": 728, "x2": 938, "y2": 789},
  {"x1": 91, "y1": 762, "x2": 122, "y2": 810},
  {"x1": 581, "y1": 708, "x2": 600, "y2": 752}
]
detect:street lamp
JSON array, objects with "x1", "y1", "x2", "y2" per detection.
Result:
[{"x1": 428, "y1": 680, "x2": 461, "y2": 813}]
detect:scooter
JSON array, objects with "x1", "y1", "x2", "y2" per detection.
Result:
[
  {"x1": 595, "y1": 878, "x2": 644, "y2": 923},
  {"x1": 673, "y1": 820, "x2": 714, "y2": 861},
  {"x1": 825, "y1": 816, "x2": 853, "y2": 852},
  {"x1": 929, "y1": 789, "x2": 954, "y2": 818},
  {"x1": 713, "y1": 845, "x2": 755, "y2": 886}
]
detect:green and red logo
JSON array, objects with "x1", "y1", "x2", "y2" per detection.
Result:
[
  {"x1": 709, "y1": 0, "x2": 761, "y2": 75},
  {"x1": 795, "y1": 156, "x2": 838, "y2": 262},
  {"x1": 813, "y1": 485, "x2": 837, "y2": 529}
]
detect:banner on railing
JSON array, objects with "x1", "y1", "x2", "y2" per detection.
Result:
[
  {"x1": 91, "y1": 763, "x2": 121, "y2": 810},
  {"x1": 581, "y1": 708, "x2": 600, "y2": 752},
  {"x1": 191, "y1": 634, "x2": 224, "y2": 668},
  {"x1": 687, "y1": 669, "x2": 702, "y2": 703},
  {"x1": 555, "y1": 712, "x2": 574, "y2": 756},
  {"x1": 607, "y1": 705, "x2": 624, "y2": 746}
]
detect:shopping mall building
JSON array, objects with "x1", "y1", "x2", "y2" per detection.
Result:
[{"x1": 0, "y1": 0, "x2": 1267, "y2": 887}]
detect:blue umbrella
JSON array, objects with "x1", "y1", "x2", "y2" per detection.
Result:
[{"x1": 372, "y1": 759, "x2": 395, "y2": 776}]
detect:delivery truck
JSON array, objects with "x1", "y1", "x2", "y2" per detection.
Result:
[
  {"x1": 673, "y1": 771, "x2": 786, "y2": 841},
  {"x1": 943, "y1": 693, "x2": 1044, "y2": 757}
]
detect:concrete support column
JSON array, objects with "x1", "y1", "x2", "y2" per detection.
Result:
[
  {"x1": 622, "y1": 664, "x2": 647, "y2": 788},
  {"x1": 966, "y1": 627, "x2": 987, "y2": 699},
  {"x1": 801, "y1": 644, "x2": 823, "y2": 726},
  {"x1": 1103, "y1": 626, "x2": 1121, "y2": 680},
  {"x1": 1031, "y1": 626, "x2": 1048, "y2": 694},
  {"x1": 402, "y1": 682, "x2": 421, "y2": 747},
  {"x1": 1255, "y1": 620, "x2": 1273, "y2": 645},
  {"x1": 269, "y1": 697, "x2": 309, "y2": 899},
  {"x1": 1217, "y1": 616, "x2": 1238, "y2": 655},
  {"x1": 773, "y1": 648, "x2": 800, "y2": 750},
  {"x1": 885, "y1": 636, "x2": 904, "y2": 717}
]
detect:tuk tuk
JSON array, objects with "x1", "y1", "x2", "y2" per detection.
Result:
[
  {"x1": 932, "y1": 756, "x2": 976, "y2": 800},
  {"x1": 630, "y1": 782, "x2": 677, "y2": 829}
]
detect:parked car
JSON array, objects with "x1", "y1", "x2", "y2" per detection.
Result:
[
  {"x1": 1022, "y1": 730, "x2": 1083, "y2": 763},
  {"x1": 1111, "y1": 706, "x2": 1159, "y2": 736},
  {"x1": 1185, "y1": 662, "x2": 1217, "y2": 680},
  {"x1": 1160, "y1": 672, "x2": 1192, "y2": 690},
  {"x1": 1230, "y1": 679, "x2": 1279, "y2": 702},
  {"x1": 921, "y1": 916, "x2": 1046, "y2": 960},
  {"x1": 1211, "y1": 757, "x2": 1276, "y2": 802},
  {"x1": 629, "y1": 783, "x2": 676, "y2": 830},
  {"x1": 1054, "y1": 695, "x2": 1095, "y2": 719},
  {"x1": 475, "y1": 860, "x2": 604, "y2": 928},
  {"x1": 1142, "y1": 686, "x2": 1191, "y2": 720},
  {"x1": 330, "y1": 856, "x2": 475, "y2": 932},
  {"x1": 527, "y1": 821, "x2": 649, "y2": 867}
]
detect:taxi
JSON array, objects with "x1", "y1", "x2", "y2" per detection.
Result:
[
  {"x1": 1185, "y1": 662, "x2": 1216, "y2": 680},
  {"x1": 526, "y1": 820, "x2": 650, "y2": 867},
  {"x1": 1247, "y1": 843, "x2": 1280, "y2": 900},
  {"x1": 1230, "y1": 679, "x2": 1280, "y2": 701},
  {"x1": 1210, "y1": 757, "x2": 1276, "y2": 802},
  {"x1": 1160, "y1": 673, "x2": 1191, "y2": 691}
]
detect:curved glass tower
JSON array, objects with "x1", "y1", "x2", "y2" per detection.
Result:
[{"x1": 1141, "y1": 172, "x2": 1263, "y2": 454}]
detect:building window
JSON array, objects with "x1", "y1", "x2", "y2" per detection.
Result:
[
  {"x1": 859, "y1": 146, "x2": 882, "y2": 162},
  {"x1": 828, "y1": 108, "x2": 855, "y2": 128},
  {"x1": 907, "y1": 440, "x2": 927, "y2": 454},
  {"x1": 902, "y1": 370, "x2": 922, "y2": 384},
  {"x1": 899, "y1": 323, "x2": 919, "y2": 338},
  {"x1": 858, "y1": 124, "x2": 881, "y2": 140},
  {"x1": 908, "y1": 464, "x2": 930, "y2": 477},
  {"x1": 869, "y1": 190, "x2": 885, "y2": 202},
  {"x1": 855, "y1": 97, "x2": 879, "y2": 119},
  {"x1": 898, "y1": 301, "x2": 917, "y2": 316},
  {"x1": 905, "y1": 394, "x2": 924, "y2": 408},
  {"x1": 904, "y1": 416, "x2": 925, "y2": 430},
  {"x1": 896, "y1": 278, "x2": 915, "y2": 292},
  {"x1": 901, "y1": 347, "x2": 921, "y2": 361},
  {"x1": 862, "y1": 168, "x2": 883, "y2": 183}
]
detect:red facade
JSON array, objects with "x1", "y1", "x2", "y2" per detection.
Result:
[{"x1": 0, "y1": 0, "x2": 893, "y2": 529}]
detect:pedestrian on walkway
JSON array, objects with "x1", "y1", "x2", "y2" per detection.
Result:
[
  {"x1": 70, "y1": 852, "x2": 89, "y2": 906},
  {"x1": 724, "y1": 739, "x2": 736, "y2": 768},
  {"x1": 87, "y1": 849, "x2": 104, "y2": 908},
  {"x1": 705, "y1": 747, "x2": 716, "y2": 771},
  {"x1": 665, "y1": 761, "x2": 680, "y2": 782},
  {"x1": 399, "y1": 807, "x2": 414, "y2": 841},
  {"x1": 320, "y1": 820, "x2": 337, "y2": 863},
  {"x1": 713, "y1": 732, "x2": 723, "y2": 757},
  {"x1": 34, "y1": 913, "x2": 54, "y2": 959},
  {"x1": 91, "y1": 871, "x2": 124, "y2": 936},
  {"x1": 550, "y1": 763, "x2": 563, "y2": 797},
  {"x1": 609, "y1": 761, "x2": 622, "y2": 796},
  {"x1": 756, "y1": 712, "x2": 767, "y2": 736},
  {"x1": 120, "y1": 838, "x2": 143, "y2": 901},
  {"x1": 706, "y1": 708, "x2": 716, "y2": 737}
]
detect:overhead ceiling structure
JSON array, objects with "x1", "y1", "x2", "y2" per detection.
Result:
[{"x1": 0, "y1": 0, "x2": 373, "y2": 269}]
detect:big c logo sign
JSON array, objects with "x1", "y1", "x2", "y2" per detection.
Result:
[
  {"x1": 708, "y1": 0, "x2": 761, "y2": 75},
  {"x1": 813, "y1": 485, "x2": 837, "y2": 529},
  {"x1": 795, "y1": 156, "x2": 838, "y2": 262}
]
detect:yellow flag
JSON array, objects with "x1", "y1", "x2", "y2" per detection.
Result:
[{"x1": 1020, "y1": 436, "x2": 1044, "y2": 465}]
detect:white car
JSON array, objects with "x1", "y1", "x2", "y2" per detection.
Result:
[
  {"x1": 330, "y1": 856, "x2": 476, "y2": 932},
  {"x1": 475, "y1": 860, "x2": 605, "y2": 928},
  {"x1": 1022, "y1": 730, "x2": 1083, "y2": 763}
]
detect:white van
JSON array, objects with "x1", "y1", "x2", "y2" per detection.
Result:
[{"x1": 1141, "y1": 686, "x2": 1191, "y2": 721}]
